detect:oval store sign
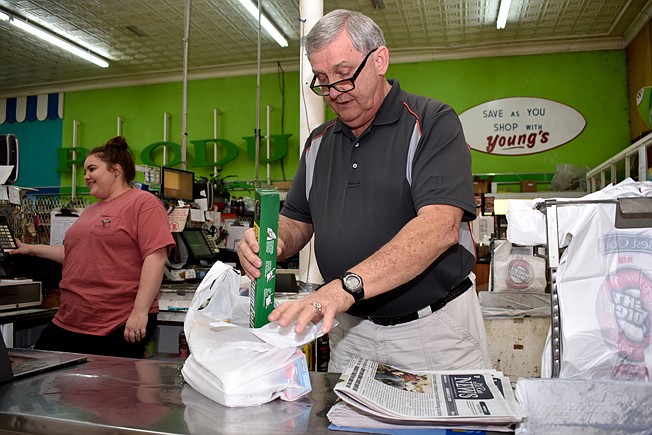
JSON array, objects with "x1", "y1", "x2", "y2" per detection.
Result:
[{"x1": 459, "y1": 97, "x2": 586, "y2": 155}]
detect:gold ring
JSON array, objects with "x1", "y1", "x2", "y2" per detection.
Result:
[{"x1": 312, "y1": 301, "x2": 323, "y2": 315}]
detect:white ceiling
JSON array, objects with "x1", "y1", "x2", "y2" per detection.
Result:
[{"x1": 1, "y1": 0, "x2": 651, "y2": 97}]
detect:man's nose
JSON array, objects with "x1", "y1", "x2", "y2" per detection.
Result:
[{"x1": 328, "y1": 86, "x2": 344, "y2": 98}]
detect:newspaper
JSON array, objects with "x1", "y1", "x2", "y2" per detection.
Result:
[{"x1": 328, "y1": 357, "x2": 525, "y2": 432}]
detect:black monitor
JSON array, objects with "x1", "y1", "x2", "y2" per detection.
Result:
[
  {"x1": 160, "y1": 166, "x2": 194, "y2": 201},
  {"x1": 179, "y1": 229, "x2": 216, "y2": 262}
]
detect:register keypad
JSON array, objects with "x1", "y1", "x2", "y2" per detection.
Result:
[{"x1": 0, "y1": 225, "x2": 16, "y2": 250}]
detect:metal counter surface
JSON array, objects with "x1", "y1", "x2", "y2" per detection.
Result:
[{"x1": 0, "y1": 354, "x2": 357, "y2": 435}]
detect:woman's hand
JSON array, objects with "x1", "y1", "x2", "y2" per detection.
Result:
[
  {"x1": 9, "y1": 239, "x2": 32, "y2": 255},
  {"x1": 125, "y1": 311, "x2": 148, "y2": 343}
]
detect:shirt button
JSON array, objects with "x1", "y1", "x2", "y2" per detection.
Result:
[
  {"x1": 354, "y1": 143, "x2": 359, "y2": 148},
  {"x1": 352, "y1": 163, "x2": 358, "y2": 169}
]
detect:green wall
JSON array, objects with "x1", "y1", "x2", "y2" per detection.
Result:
[
  {"x1": 48, "y1": 49, "x2": 630, "y2": 190},
  {"x1": 391, "y1": 50, "x2": 629, "y2": 173},
  {"x1": 60, "y1": 70, "x2": 301, "y2": 190}
]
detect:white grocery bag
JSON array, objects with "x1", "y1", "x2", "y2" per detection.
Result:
[
  {"x1": 181, "y1": 261, "x2": 314, "y2": 407},
  {"x1": 492, "y1": 240, "x2": 546, "y2": 292}
]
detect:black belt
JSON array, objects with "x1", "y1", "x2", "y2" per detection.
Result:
[{"x1": 367, "y1": 277, "x2": 473, "y2": 326}]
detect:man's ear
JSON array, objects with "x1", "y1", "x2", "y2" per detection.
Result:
[{"x1": 374, "y1": 45, "x2": 390, "y2": 75}]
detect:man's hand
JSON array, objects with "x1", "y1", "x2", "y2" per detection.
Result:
[
  {"x1": 268, "y1": 280, "x2": 355, "y2": 334},
  {"x1": 237, "y1": 228, "x2": 288, "y2": 281},
  {"x1": 237, "y1": 228, "x2": 262, "y2": 280}
]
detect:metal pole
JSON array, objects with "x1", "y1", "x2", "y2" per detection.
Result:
[
  {"x1": 266, "y1": 104, "x2": 271, "y2": 185},
  {"x1": 254, "y1": 0, "x2": 262, "y2": 186},
  {"x1": 181, "y1": 0, "x2": 191, "y2": 170},
  {"x1": 72, "y1": 120, "x2": 80, "y2": 198},
  {"x1": 213, "y1": 108, "x2": 220, "y2": 177},
  {"x1": 163, "y1": 112, "x2": 170, "y2": 165},
  {"x1": 116, "y1": 116, "x2": 123, "y2": 136}
]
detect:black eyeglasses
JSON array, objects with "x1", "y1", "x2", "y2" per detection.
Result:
[{"x1": 309, "y1": 47, "x2": 379, "y2": 96}]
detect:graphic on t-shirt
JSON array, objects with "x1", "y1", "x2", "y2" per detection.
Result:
[{"x1": 94, "y1": 217, "x2": 112, "y2": 231}]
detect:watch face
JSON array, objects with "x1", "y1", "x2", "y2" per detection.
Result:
[
  {"x1": 344, "y1": 274, "x2": 362, "y2": 290},
  {"x1": 341, "y1": 272, "x2": 364, "y2": 303}
]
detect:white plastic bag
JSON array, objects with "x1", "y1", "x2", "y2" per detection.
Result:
[
  {"x1": 492, "y1": 240, "x2": 546, "y2": 292},
  {"x1": 181, "y1": 384, "x2": 313, "y2": 434},
  {"x1": 181, "y1": 261, "x2": 313, "y2": 407}
]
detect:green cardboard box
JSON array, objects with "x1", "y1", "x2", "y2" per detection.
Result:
[{"x1": 250, "y1": 188, "x2": 280, "y2": 328}]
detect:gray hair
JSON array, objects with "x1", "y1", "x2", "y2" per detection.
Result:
[{"x1": 305, "y1": 9, "x2": 386, "y2": 58}]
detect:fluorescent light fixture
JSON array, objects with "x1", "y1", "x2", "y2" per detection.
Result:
[
  {"x1": 497, "y1": 0, "x2": 512, "y2": 30},
  {"x1": 0, "y1": 9, "x2": 109, "y2": 67},
  {"x1": 238, "y1": 0, "x2": 288, "y2": 47}
]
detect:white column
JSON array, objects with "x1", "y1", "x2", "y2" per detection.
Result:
[{"x1": 298, "y1": 0, "x2": 324, "y2": 288}]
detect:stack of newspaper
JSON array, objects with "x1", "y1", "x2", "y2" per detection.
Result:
[{"x1": 327, "y1": 357, "x2": 526, "y2": 432}]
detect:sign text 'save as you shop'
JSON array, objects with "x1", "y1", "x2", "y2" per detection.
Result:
[{"x1": 459, "y1": 97, "x2": 586, "y2": 156}]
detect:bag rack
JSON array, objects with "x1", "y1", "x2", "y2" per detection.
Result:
[{"x1": 534, "y1": 196, "x2": 652, "y2": 377}]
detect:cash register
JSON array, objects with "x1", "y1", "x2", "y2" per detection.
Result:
[{"x1": 0, "y1": 216, "x2": 42, "y2": 311}]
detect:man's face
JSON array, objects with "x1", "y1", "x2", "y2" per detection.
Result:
[{"x1": 309, "y1": 32, "x2": 385, "y2": 134}]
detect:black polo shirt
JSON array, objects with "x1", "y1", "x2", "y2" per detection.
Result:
[{"x1": 281, "y1": 80, "x2": 476, "y2": 318}]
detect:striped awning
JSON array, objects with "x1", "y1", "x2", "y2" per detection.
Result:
[{"x1": 0, "y1": 93, "x2": 64, "y2": 124}]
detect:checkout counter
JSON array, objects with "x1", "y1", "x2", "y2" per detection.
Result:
[{"x1": 0, "y1": 351, "x2": 354, "y2": 435}]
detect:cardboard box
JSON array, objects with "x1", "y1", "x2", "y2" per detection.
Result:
[
  {"x1": 473, "y1": 180, "x2": 490, "y2": 194},
  {"x1": 249, "y1": 188, "x2": 280, "y2": 328},
  {"x1": 473, "y1": 175, "x2": 493, "y2": 194},
  {"x1": 520, "y1": 180, "x2": 537, "y2": 192}
]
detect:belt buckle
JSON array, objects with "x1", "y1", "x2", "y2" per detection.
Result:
[{"x1": 416, "y1": 305, "x2": 434, "y2": 319}]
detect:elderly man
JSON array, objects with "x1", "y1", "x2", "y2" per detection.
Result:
[{"x1": 239, "y1": 9, "x2": 490, "y2": 373}]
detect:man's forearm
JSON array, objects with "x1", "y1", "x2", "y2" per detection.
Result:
[
  {"x1": 348, "y1": 204, "x2": 463, "y2": 300},
  {"x1": 277, "y1": 216, "x2": 313, "y2": 261}
]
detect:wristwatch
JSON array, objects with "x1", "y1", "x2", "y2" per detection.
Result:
[{"x1": 340, "y1": 272, "x2": 364, "y2": 304}]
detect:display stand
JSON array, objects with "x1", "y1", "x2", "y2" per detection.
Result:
[{"x1": 534, "y1": 197, "x2": 652, "y2": 377}]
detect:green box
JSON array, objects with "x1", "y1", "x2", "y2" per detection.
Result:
[{"x1": 250, "y1": 188, "x2": 280, "y2": 328}]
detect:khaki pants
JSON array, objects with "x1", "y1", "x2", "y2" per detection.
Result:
[{"x1": 328, "y1": 279, "x2": 491, "y2": 373}]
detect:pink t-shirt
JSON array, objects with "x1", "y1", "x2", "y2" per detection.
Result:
[{"x1": 55, "y1": 189, "x2": 175, "y2": 335}]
